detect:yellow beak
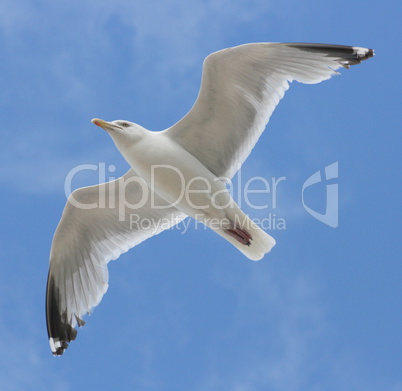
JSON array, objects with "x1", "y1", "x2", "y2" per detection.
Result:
[{"x1": 91, "y1": 118, "x2": 121, "y2": 131}]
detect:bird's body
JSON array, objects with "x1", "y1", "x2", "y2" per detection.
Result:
[
  {"x1": 46, "y1": 42, "x2": 374, "y2": 355},
  {"x1": 109, "y1": 126, "x2": 275, "y2": 259}
]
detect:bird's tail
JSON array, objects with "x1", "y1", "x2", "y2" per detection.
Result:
[{"x1": 210, "y1": 211, "x2": 276, "y2": 261}]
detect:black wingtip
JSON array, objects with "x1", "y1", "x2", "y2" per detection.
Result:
[
  {"x1": 350, "y1": 46, "x2": 375, "y2": 64},
  {"x1": 46, "y1": 272, "x2": 81, "y2": 356},
  {"x1": 365, "y1": 48, "x2": 375, "y2": 60},
  {"x1": 51, "y1": 340, "x2": 70, "y2": 356},
  {"x1": 286, "y1": 43, "x2": 375, "y2": 68}
]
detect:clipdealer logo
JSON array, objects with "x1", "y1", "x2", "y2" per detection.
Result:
[
  {"x1": 63, "y1": 162, "x2": 339, "y2": 229},
  {"x1": 302, "y1": 162, "x2": 339, "y2": 228}
]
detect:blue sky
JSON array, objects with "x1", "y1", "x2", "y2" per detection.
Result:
[{"x1": 0, "y1": 0, "x2": 401, "y2": 390}]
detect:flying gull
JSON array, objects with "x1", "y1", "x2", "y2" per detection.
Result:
[{"x1": 46, "y1": 42, "x2": 374, "y2": 355}]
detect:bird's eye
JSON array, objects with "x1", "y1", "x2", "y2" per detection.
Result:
[{"x1": 121, "y1": 122, "x2": 130, "y2": 127}]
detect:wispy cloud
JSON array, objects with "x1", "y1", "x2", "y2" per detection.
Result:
[
  {"x1": 0, "y1": 0, "x2": 276, "y2": 195},
  {"x1": 0, "y1": 276, "x2": 70, "y2": 391},
  {"x1": 196, "y1": 265, "x2": 328, "y2": 391},
  {"x1": 195, "y1": 263, "x2": 400, "y2": 391}
]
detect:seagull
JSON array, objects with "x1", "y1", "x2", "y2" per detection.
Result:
[{"x1": 46, "y1": 42, "x2": 374, "y2": 355}]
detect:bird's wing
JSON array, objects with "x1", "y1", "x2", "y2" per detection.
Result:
[
  {"x1": 167, "y1": 43, "x2": 373, "y2": 178},
  {"x1": 46, "y1": 169, "x2": 187, "y2": 355}
]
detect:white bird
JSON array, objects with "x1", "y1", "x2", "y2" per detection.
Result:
[{"x1": 46, "y1": 42, "x2": 374, "y2": 355}]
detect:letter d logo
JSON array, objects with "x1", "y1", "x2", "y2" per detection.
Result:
[{"x1": 302, "y1": 162, "x2": 338, "y2": 228}]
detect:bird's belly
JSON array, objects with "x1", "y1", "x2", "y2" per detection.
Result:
[{"x1": 123, "y1": 137, "x2": 231, "y2": 219}]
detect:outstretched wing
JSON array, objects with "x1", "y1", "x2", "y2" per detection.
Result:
[
  {"x1": 167, "y1": 43, "x2": 373, "y2": 178},
  {"x1": 46, "y1": 169, "x2": 187, "y2": 355}
]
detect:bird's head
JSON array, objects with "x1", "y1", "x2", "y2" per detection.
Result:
[
  {"x1": 91, "y1": 118, "x2": 145, "y2": 145},
  {"x1": 91, "y1": 118, "x2": 138, "y2": 133}
]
